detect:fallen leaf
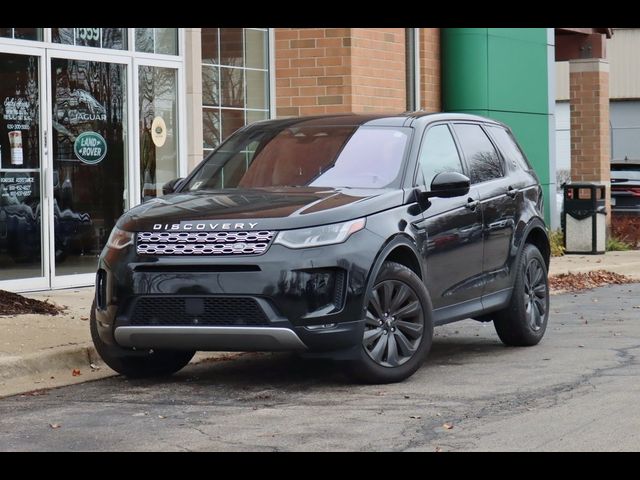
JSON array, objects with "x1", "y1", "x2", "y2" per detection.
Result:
[
  {"x1": 549, "y1": 270, "x2": 635, "y2": 293},
  {"x1": 578, "y1": 345, "x2": 585, "y2": 348},
  {"x1": 132, "y1": 412, "x2": 148, "y2": 417},
  {"x1": 49, "y1": 423, "x2": 61, "y2": 429},
  {"x1": 158, "y1": 415, "x2": 166, "y2": 419},
  {"x1": 409, "y1": 415, "x2": 421, "y2": 419},
  {"x1": 72, "y1": 369, "x2": 81, "y2": 376},
  {"x1": 80, "y1": 317, "x2": 89, "y2": 321},
  {"x1": 435, "y1": 447, "x2": 442, "y2": 452},
  {"x1": 443, "y1": 423, "x2": 454, "y2": 430},
  {"x1": 89, "y1": 363, "x2": 100, "y2": 371},
  {"x1": 633, "y1": 306, "x2": 640, "y2": 309},
  {"x1": 404, "y1": 395, "x2": 410, "y2": 399}
]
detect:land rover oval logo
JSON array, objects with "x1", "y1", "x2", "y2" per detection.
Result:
[{"x1": 74, "y1": 131, "x2": 107, "y2": 165}]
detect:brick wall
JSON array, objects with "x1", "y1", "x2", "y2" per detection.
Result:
[
  {"x1": 350, "y1": 28, "x2": 407, "y2": 112},
  {"x1": 569, "y1": 59, "x2": 611, "y2": 221},
  {"x1": 420, "y1": 28, "x2": 440, "y2": 111},
  {"x1": 274, "y1": 28, "x2": 406, "y2": 116}
]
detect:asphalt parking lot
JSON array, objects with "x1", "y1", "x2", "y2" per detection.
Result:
[{"x1": 0, "y1": 283, "x2": 639, "y2": 451}]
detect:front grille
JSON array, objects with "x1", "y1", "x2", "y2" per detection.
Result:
[
  {"x1": 129, "y1": 296, "x2": 270, "y2": 326},
  {"x1": 136, "y1": 230, "x2": 276, "y2": 256}
]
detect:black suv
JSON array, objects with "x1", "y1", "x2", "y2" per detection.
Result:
[{"x1": 91, "y1": 113, "x2": 550, "y2": 384}]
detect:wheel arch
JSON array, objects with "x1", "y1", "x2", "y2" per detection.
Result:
[
  {"x1": 519, "y1": 218, "x2": 551, "y2": 269},
  {"x1": 364, "y1": 234, "x2": 424, "y2": 306}
]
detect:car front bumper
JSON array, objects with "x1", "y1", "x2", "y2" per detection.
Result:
[{"x1": 93, "y1": 228, "x2": 384, "y2": 358}]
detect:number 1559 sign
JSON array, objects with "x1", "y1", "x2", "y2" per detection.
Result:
[{"x1": 77, "y1": 28, "x2": 101, "y2": 46}]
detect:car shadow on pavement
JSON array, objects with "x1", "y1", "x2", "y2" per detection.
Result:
[{"x1": 113, "y1": 335, "x2": 511, "y2": 395}]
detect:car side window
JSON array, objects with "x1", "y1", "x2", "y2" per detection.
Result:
[
  {"x1": 417, "y1": 124, "x2": 464, "y2": 187},
  {"x1": 486, "y1": 125, "x2": 532, "y2": 173},
  {"x1": 453, "y1": 123, "x2": 504, "y2": 184}
]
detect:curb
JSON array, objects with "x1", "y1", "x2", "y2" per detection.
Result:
[
  {"x1": 0, "y1": 344, "x2": 244, "y2": 398},
  {"x1": 0, "y1": 344, "x2": 108, "y2": 398},
  {"x1": 0, "y1": 344, "x2": 100, "y2": 382}
]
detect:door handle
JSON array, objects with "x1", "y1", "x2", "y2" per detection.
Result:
[
  {"x1": 465, "y1": 198, "x2": 479, "y2": 211},
  {"x1": 506, "y1": 186, "x2": 519, "y2": 198}
]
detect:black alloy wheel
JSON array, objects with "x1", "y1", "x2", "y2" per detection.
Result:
[{"x1": 364, "y1": 280, "x2": 424, "y2": 367}]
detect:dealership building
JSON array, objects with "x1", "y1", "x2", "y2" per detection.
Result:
[{"x1": 0, "y1": 28, "x2": 612, "y2": 291}]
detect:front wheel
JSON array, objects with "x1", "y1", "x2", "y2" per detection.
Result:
[
  {"x1": 347, "y1": 261, "x2": 433, "y2": 384},
  {"x1": 90, "y1": 300, "x2": 195, "y2": 378},
  {"x1": 493, "y1": 243, "x2": 550, "y2": 346}
]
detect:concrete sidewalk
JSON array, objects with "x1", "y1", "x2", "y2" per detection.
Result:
[
  {"x1": 1, "y1": 250, "x2": 640, "y2": 397},
  {"x1": 548, "y1": 250, "x2": 640, "y2": 279}
]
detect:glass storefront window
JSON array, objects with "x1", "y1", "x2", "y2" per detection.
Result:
[
  {"x1": 51, "y1": 28, "x2": 128, "y2": 50},
  {"x1": 201, "y1": 28, "x2": 270, "y2": 154},
  {"x1": 135, "y1": 28, "x2": 178, "y2": 55},
  {"x1": 0, "y1": 28, "x2": 43, "y2": 41},
  {"x1": 0, "y1": 53, "x2": 42, "y2": 281},
  {"x1": 139, "y1": 66, "x2": 179, "y2": 201}
]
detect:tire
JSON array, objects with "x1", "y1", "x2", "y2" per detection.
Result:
[
  {"x1": 90, "y1": 300, "x2": 195, "y2": 378},
  {"x1": 347, "y1": 261, "x2": 434, "y2": 384},
  {"x1": 493, "y1": 243, "x2": 549, "y2": 346}
]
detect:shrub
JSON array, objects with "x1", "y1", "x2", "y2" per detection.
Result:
[
  {"x1": 549, "y1": 229, "x2": 565, "y2": 257},
  {"x1": 611, "y1": 214, "x2": 640, "y2": 249},
  {"x1": 606, "y1": 236, "x2": 632, "y2": 251}
]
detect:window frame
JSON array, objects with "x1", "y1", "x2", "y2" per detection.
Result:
[
  {"x1": 200, "y1": 28, "x2": 271, "y2": 156},
  {"x1": 450, "y1": 121, "x2": 507, "y2": 185}
]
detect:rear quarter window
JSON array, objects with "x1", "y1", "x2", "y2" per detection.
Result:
[{"x1": 486, "y1": 125, "x2": 532, "y2": 173}]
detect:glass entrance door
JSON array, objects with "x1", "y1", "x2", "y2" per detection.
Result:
[
  {"x1": 0, "y1": 49, "x2": 47, "y2": 291},
  {"x1": 48, "y1": 55, "x2": 128, "y2": 286}
]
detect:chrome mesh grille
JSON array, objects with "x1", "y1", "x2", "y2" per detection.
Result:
[{"x1": 136, "y1": 230, "x2": 276, "y2": 256}]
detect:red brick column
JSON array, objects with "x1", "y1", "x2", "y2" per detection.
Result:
[
  {"x1": 420, "y1": 28, "x2": 440, "y2": 112},
  {"x1": 274, "y1": 28, "x2": 406, "y2": 116},
  {"x1": 569, "y1": 58, "x2": 611, "y2": 224}
]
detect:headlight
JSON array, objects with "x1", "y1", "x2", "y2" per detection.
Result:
[
  {"x1": 106, "y1": 226, "x2": 133, "y2": 250},
  {"x1": 274, "y1": 218, "x2": 366, "y2": 249}
]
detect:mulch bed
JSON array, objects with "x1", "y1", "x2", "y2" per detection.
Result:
[
  {"x1": 549, "y1": 270, "x2": 636, "y2": 293},
  {"x1": 0, "y1": 289, "x2": 66, "y2": 316}
]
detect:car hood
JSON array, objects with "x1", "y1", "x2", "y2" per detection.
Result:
[{"x1": 117, "y1": 187, "x2": 404, "y2": 232}]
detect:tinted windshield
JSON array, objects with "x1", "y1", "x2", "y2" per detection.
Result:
[
  {"x1": 612, "y1": 164, "x2": 640, "y2": 182},
  {"x1": 185, "y1": 124, "x2": 411, "y2": 191}
]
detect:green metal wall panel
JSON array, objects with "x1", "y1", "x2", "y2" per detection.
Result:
[
  {"x1": 487, "y1": 35, "x2": 548, "y2": 114},
  {"x1": 442, "y1": 28, "x2": 553, "y2": 224},
  {"x1": 441, "y1": 29, "x2": 489, "y2": 111}
]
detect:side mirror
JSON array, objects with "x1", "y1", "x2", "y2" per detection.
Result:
[
  {"x1": 162, "y1": 178, "x2": 185, "y2": 195},
  {"x1": 426, "y1": 171, "x2": 471, "y2": 199}
]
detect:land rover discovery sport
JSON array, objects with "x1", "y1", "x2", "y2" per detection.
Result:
[{"x1": 91, "y1": 112, "x2": 550, "y2": 384}]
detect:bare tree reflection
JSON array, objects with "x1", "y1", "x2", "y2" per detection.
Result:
[{"x1": 469, "y1": 151, "x2": 503, "y2": 183}]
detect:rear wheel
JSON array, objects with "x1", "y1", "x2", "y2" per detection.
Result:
[
  {"x1": 90, "y1": 300, "x2": 195, "y2": 378},
  {"x1": 347, "y1": 262, "x2": 433, "y2": 384},
  {"x1": 493, "y1": 243, "x2": 549, "y2": 346}
]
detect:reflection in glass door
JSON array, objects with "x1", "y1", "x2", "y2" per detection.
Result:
[
  {"x1": 0, "y1": 52, "x2": 44, "y2": 286},
  {"x1": 139, "y1": 65, "x2": 178, "y2": 201},
  {"x1": 50, "y1": 58, "x2": 127, "y2": 279}
]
